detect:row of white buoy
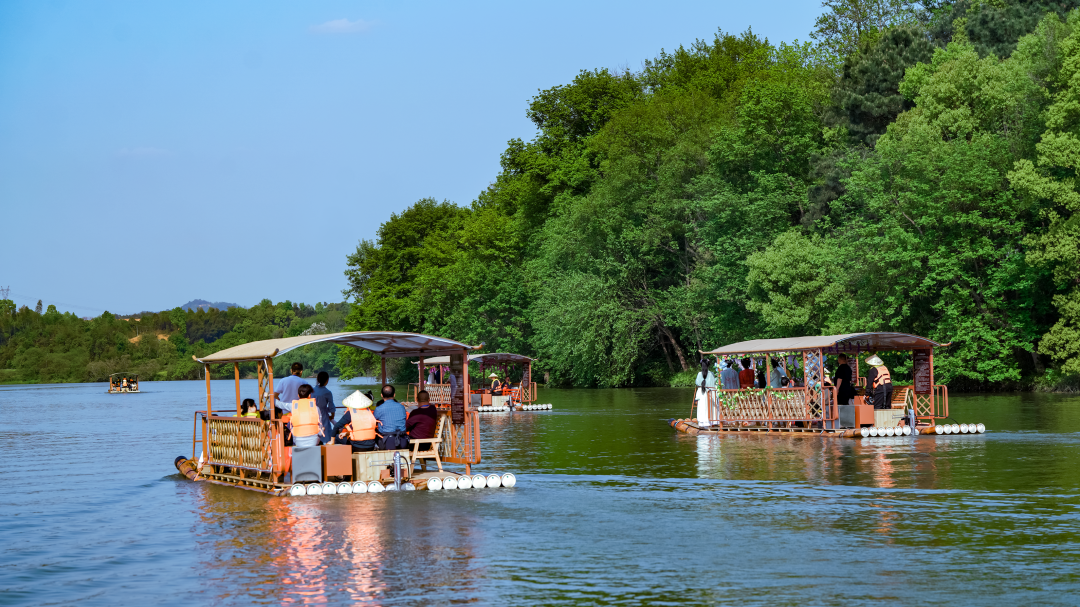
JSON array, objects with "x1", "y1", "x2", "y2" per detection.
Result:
[
  {"x1": 521, "y1": 404, "x2": 552, "y2": 411},
  {"x1": 478, "y1": 406, "x2": 512, "y2": 412},
  {"x1": 427, "y1": 472, "x2": 516, "y2": 491},
  {"x1": 857, "y1": 422, "x2": 986, "y2": 438},
  {"x1": 861, "y1": 426, "x2": 915, "y2": 437},
  {"x1": 287, "y1": 473, "x2": 517, "y2": 496},
  {"x1": 924, "y1": 422, "x2": 986, "y2": 435}
]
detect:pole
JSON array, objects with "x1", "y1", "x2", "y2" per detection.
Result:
[
  {"x1": 267, "y1": 358, "x2": 275, "y2": 421},
  {"x1": 381, "y1": 358, "x2": 387, "y2": 386},
  {"x1": 234, "y1": 362, "x2": 242, "y2": 415}
]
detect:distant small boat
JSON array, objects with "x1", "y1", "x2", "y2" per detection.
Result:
[{"x1": 107, "y1": 372, "x2": 139, "y2": 394}]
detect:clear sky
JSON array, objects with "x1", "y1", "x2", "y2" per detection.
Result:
[{"x1": 0, "y1": 0, "x2": 822, "y2": 317}]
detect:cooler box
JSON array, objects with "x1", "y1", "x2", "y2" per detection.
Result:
[{"x1": 322, "y1": 444, "x2": 353, "y2": 479}]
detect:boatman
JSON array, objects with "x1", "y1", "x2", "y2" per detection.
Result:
[{"x1": 866, "y1": 354, "x2": 893, "y2": 410}]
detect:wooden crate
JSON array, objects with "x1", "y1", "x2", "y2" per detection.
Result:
[{"x1": 352, "y1": 450, "x2": 412, "y2": 482}]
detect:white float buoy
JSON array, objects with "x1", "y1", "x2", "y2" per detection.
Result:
[
  {"x1": 322, "y1": 482, "x2": 337, "y2": 495},
  {"x1": 306, "y1": 484, "x2": 322, "y2": 496},
  {"x1": 912, "y1": 426, "x2": 920, "y2": 436},
  {"x1": 367, "y1": 481, "x2": 384, "y2": 493},
  {"x1": 951, "y1": 424, "x2": 960, "y2": 434},
  {"x1": 337, "y1": 482, "x2": 352, "y2": 494},
  {"x1": 976, "y1": 423, "x2": 986, "y2": 433},
  {"x1": 860, "y1": 427, "x2": 870, "y2": 438},
  {"x1": 353, "y1": 481, "x2": 368, "y2": 494},
  {"x1": 935, "y1": 425, "x2": 944, "y2": 434},
  {"x1": 427, "y1": 477, "x2": 443, "y2": 491},
  {"x1": 500, "y1": 473, "x2": 516, "y2": 487},
  {"x1": 472, "y1": 474, "x2": 487, "y2": 488},
  {"x1": 869, "y1": 427, "x2": 879, "y2": 437},
  {"x1": 885, "y1": 427, "x2": 895, "y2": 437},
  {"x1": 960, "y1": 423, "x2": 969, "y2": 433},
  {"x1": 443, "y1": 476, "x2": 458, "y2": 490},
  {"x1": 289, "y1": 484, "x2": 306, "y2": 497},
  {"x1": 486, "y1": 474, "x2": 501, "y2": 488},
  {"x1": 384, "y1": 483, "x2": 398, "y2": 491},
  {"x1": 403, "y1": 483, "x2": 416, "y2": 491},
  {"x1": 458, "y1": 475, "x2": 473, "y2": 489},
  {"x1": 943, "y1": 425, "x2": 953, "y2": 434},
  {"x1": 902, "y1": 426, "x2": 912, "y2": 436}
]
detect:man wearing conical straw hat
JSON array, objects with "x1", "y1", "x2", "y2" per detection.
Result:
[
  {"x1": 488, "y1": 372, "x2": 502, "y2": 393},
  {"x1": 866, "y1": 354, "x2": 893, "y2": 410}
]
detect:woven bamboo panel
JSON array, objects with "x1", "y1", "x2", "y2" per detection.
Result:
[
  {"x1": 438, "y1": 411, "x2": 480, "y2": 464},
  {"x1": 207, "y1": 416, "x2": 273, "y2": 471},
  {"x1": 711, "y1": 389, "x2": 821, "y2": 423}
]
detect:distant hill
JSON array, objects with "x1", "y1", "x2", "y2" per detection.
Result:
[{"x1": 180, "y1": 299, "x2": 240, "y2": 312}]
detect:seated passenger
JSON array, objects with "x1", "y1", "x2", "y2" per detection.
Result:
[
  {"x1": 489, "y1": 373, "x2": 501, "y2": 394},
  {"x1": 332, "y1": 392, "x2": 378, "y2": 452},
  {"x1": 288, "y1": 384, "x2": 321, "y2": 449},
  {"x1": 407, "y1": 390, "x2": 439, "y2": 442},
  {"x1": 769, "y1": 358, "x2": 788, "y2": 388},
  {"x1": 240, "y1": 398, "x2": 260, "y2": 418},
  {"x1": 374, "y1": 384, "x2": 409, "y2": 450}
]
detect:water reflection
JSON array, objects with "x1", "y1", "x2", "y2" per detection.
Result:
[{"x1": 3, "y1": 382, "x2": 1080, "y2": 605}]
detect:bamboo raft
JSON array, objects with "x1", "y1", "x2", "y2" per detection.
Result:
[
  {"x1": 173, "y1": 331, "x2": 512, "y2": 496},
  {"x1": 671, "y1": 333, "x2": 987, "y2": 438}
]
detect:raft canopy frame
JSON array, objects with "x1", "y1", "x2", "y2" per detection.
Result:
[
  {"x1": 410, "y1": 352, "x2": 538, "y2": 406},
  {"x1": 696, "y1": 332, "x2": 950, "y2": 431},
  {"x1": 190, "y1": 331, "x2": 484, "y2": 494}
]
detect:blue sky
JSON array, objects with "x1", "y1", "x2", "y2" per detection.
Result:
[{"x1": 0, "y1": 0, "x2": 822, "y2": 316}]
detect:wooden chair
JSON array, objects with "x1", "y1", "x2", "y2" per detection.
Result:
[{"x1": 411, "y1": 414, "x2": 445, "y2": 473}]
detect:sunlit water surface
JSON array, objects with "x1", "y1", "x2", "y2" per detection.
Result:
[{"x1": 2, "y1": 381, "x2": 1079, "y2": 605}]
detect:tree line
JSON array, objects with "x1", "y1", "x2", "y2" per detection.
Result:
[
  {"x1": 0, "y1": 300, "x2": 350, "y2": 383},
  {"x1": 338, "y1": 0, "x2": 1080, "y2": 390}
]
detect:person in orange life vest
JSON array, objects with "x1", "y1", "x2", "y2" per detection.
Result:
[
  {"x1": 866, "y1": 354, "x2": 893, "y2": 410},
  {"x1": 406, "y1": 390, "x2": 439, "y2": 441},
  {"x1": 332, "y1": 391, "x2": 379, "y2": 452},
  {"x1": 287, "y1": 384, "x2": 322, "y2": 448}
]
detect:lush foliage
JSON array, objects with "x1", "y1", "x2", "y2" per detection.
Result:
[
  {"x1": 0, "y1": 300, "x2": 350, "y2": 383},
  {"x1": 339, "y1": 1, "x2": 1080, "y2": 390}
]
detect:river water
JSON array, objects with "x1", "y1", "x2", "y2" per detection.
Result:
[{"x1": 2, "y1": 381, "x2": 1079, "y2": 605}]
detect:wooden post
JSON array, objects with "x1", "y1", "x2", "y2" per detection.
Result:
[
  {"x1": 381, "y1": 358, "x2": 387, "y2": 386},
  {"x1": 257, "y1": 360, "x2": 265, "y2": 411},
  {"x1": 267, "y1": 358, "x2": 275, "y2": 421},
  {"x1": 205, "y1": 364, "x2": 212, "y2": 415},
  {"x1": 234, "y1": 362, "x2": 242, "y2": 415},
  {"x1": 419, "y1": 358, "x2": 426, "y2": 391}
]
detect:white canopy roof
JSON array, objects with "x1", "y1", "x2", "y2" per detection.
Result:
[
  {"x1": 417, "y1": 352, "x2": 535, "y2": 365},
  {"x1": 702, "y1": 333, "x2": 945, "y2": 355},
  {"x1": 195, "y1": 332, "x2": 478, "y2": 364}
]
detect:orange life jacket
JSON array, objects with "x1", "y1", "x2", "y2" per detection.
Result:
[
  {"x1": 342, "y1": 407, "x2": 377, "y2": 441},
  {"x1": 290, "y1": 398, "x2": 321, "y2": 438},
  {"x1": 871, "y1": 366, "x2": 892, "y2": 389}
]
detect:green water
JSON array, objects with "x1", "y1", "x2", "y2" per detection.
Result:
[{"x1": 2, "y1": 382, "x2": 1078, "y2": 605}]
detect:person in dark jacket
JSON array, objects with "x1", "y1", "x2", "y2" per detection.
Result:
[
  {"x1": 407, "y1": 390, "x2": 439, "y2": 442},
  {"x1": 311, "y1": 371, "x2": 336, "y2": 444},
  {"x1": 832, "y1": 353, "x2": 857, "y2": 406}
]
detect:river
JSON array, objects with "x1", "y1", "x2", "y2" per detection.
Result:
[{"x1": 2, "y1": 381, "x2": 1079, "y2": 605}]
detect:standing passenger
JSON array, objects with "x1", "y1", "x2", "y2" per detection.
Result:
[
  {"x1": 311, "y1": 371, "x2": 336, "y2": 445},
  {"x1": 274, "y1": 362, "x2": 310, "y2": 412},
  {"x1": 866, "y1": 355, "x2": 893, "y2": 410},
  {"x1": 832, "y1": 354, "x2": 856, "y2": 406},
  {"x1": 738, "y1": 358, "x2": 755, "y2": 389},
  {"x1": 720, "y1": 359, "x2": 739, "y2": 390}
]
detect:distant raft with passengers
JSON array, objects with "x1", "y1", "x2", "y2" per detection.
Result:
[
  {"x1": 669, "y1": 332, "x2": 987, "y2": 438},
  {"x1": 172, "y1": 331, "x2": 518, "y2": 496},
  {"x1": 107, "y1": 373, "x2": 139, "y2": 393},
  {"x1": 407, "y1": 352, "x2": 551, "y2": 414}
]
